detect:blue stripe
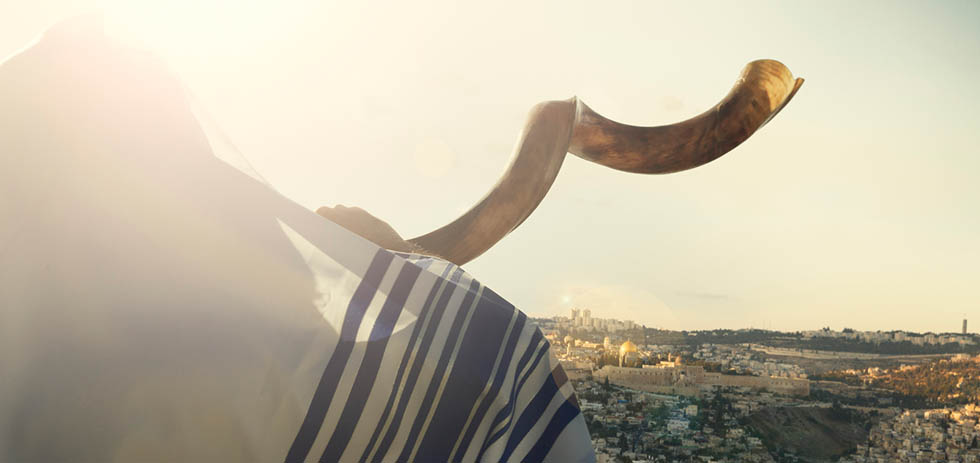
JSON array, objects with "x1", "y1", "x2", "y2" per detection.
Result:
[
  {"x1": 395, "y1": 278, "x2": 482, "y2": 462},
  {"x1": 318, "y1": 261, "x2": 422, "y2": 462},
  {"x1": 357, "y1": 264, "x2": 454, "y2": 462},
  {"x1": 284, "y1": 250, "x2": 394, "y2": 463},
  {"x1": 479, "y1": 334, "x2": 547, "y2": 450},
  {"x1": 499, "y1": 366, "x2": 569, "y2": 462},
  {"x1": 414, "y1": 289, "x2": 521, "y2": 461},
  {"x1": 477, "y1": 339, "x2": 550, "y2": 460},
  {"x1": 449, "y1": 312, "x2": 527, "y2": 461},
  {"x1": 522, "y1": 399, "x2": 581, "y2": 463},
  {"x1": 370, "y1": 267, "x2": 465, "y2": 460}
]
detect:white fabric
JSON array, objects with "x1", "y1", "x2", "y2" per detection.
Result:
[{"x1": 0, "y1": 18, "x2": 594, "y2": 463}]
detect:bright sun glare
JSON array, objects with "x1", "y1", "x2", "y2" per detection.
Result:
[{"x1": 100, "y1": 0, "x2": 275, "y2": 61}]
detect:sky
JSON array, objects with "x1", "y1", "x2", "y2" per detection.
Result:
[{"x1": 2, "y1": 0, "x2": 978, "y2": 333}]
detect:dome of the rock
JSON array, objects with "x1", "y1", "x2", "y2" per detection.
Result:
[{"x1": 619, "y1": 340, "x2": 638, "y2": 355}]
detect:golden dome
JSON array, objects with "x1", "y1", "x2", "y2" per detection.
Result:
[
  {"x1": 563, "y1": 335, "x2": 575, "y2": 344},
  {"x1": 619, "y1": 340, "x2": 638, "y2": 355}
]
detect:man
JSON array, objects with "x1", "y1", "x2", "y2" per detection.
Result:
[{"x1": 0, "y1": 17, "x2": 593, "y2": 462}]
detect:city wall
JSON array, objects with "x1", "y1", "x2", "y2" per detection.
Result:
[
  {"x1": 594, "y1": 365, "x2": 810, "y2": 397},
  {"x1": 747, "y1": 344, "x2": 882, "y2": 360}
]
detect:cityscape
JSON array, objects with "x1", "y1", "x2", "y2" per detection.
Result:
[{"x1": 540, "y1": 309, "x2": 980, "y2": 462}]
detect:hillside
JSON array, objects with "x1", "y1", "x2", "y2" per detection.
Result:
[{"x1": 745, "y1": 406, "x2": 870, "y2": 462}]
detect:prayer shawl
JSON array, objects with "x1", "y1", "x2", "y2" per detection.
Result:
[{"x1": 0, "y1": 19, "x2": 594, "y2": 463}]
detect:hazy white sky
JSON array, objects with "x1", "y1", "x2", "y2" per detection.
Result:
[{"x1": 3, "y1": 0, "x2": 978, "y2": 333}]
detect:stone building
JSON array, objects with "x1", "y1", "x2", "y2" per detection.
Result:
[{"x1": 594, "y1": 363, "x2": 810, "y2": 397}]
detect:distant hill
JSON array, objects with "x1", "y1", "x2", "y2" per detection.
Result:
[{"x1": 871, "y1": 357, "x2": 980, "y2": 404}]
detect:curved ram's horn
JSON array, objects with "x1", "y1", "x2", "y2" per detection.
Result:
[{"x1": 408, "y1": 59, "x2": 803, "y2": 265}]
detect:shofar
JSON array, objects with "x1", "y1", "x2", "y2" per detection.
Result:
[{"x1": 399, "y1": 60, "x2": 802, "y2": 265}]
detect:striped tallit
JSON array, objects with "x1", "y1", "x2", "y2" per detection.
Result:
[{"x1": 0, "y1": 17, "x2": 594, "y2": 463}]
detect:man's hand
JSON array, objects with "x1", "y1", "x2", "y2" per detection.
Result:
[{"x1": 316, "y1": 205, "x2": 424, "y2": 254}]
